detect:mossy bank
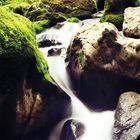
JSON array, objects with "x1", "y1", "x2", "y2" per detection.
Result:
[
  {"x1": 1, "y1": 0, "x2": 98, "y2": 33},
  {"x1": 0, "y1": 7, "x2": 71, "y2": 140}
]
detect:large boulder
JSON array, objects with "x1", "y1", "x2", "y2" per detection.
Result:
[
  {"x1": 67, "y1": 22, "x2": 140, "y2": 110},
  {"x1": 100, "y1": 0, "x2": 140, "y2": 30},
  {"x1": 123, "y1": 7, "x2": 140, "y2": 38},
  {"x1": 113, "y1": 92, "x2": 140, "y2": 140},
  {"x1": 0, "y1": 7, "x2": 71, "y2": 140}
]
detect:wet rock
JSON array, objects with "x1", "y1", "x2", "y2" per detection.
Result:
[
  {"x1": 48, "y1": 48, "x2": 63, "y2": 56},
  {"x1": 67, "y1": 22, "x2": 140, "y2": 110},
  {"x1": 113, "y1": 92, "x2": 140, "y2": 140},
  {"x1": 123, "y1": 7, "x2": 140, "y2": 38},
  {"x1": 38, "y1": 38, "x2": 61, "y2": 48},
  {"x1": 0, "y1": 8, "x2": 71, "y2": 140},
  {"x1": 60, "y1": 119, "x2": 85, "y2": 140}
]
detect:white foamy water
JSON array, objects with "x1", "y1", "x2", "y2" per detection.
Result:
[{"x1": 37, "y1": 18, "x2": 115, "y2": 140}]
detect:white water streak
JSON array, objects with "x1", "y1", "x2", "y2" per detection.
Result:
[{"x1": 38, "y1": 20, "x2": 115, "y2": 140}]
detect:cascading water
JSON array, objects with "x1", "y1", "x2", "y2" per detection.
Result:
[{"x1": 37, "y1": 15, "x2": 115, "y2": 140}]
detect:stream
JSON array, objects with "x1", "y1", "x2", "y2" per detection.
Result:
[{"x1": 36, "y1": 13, "x2": 115, "y2": 140}]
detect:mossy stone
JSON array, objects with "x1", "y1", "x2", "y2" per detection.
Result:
[
  {"x1": 2, "y1": 2, "x2": 31, "y2": 15},
  {"x1": 0, "y1": 7, "x2": 54, "y2": 84},
  {"x1": 100, "y1": 13, "x2": 124, "y2": 30},
  {"x1": 67, "y1": 17, "x2": 80, "y2": 23},
  {"x1": 26, "y1": 2, "x2": 51, "y2": 21},
  {"x1": 101, "y1": 0, "x2": 140, "y2": 30},
  {"x1": 33, "y1": 19, "x2": 50, "y2": 33},
  {"x1": 44, "y1": 0, "x2": 97, "y2": 19},
  {"x1": 104, "y1": 0, "x2": 140, "y2": 13}
]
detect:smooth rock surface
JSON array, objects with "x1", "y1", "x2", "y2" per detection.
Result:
[
  {"x1": 67, "y1": 22, "x2": 140, "y2": 110},
  {"x1": 123, "y1": 7, "x2": 140, "y2": 38},
  {"x1": 113, "y1": 92, "x2": 140, "y2": 140},
  {"x1": 60, "y1": 119, "x2": 85, "y2": 140}
]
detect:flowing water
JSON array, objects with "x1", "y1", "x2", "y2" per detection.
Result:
[{"x1": 37, "y1": 15, "x2": 115, "y2": 140}]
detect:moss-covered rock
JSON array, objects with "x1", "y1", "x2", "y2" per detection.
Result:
[
  {"x1": 100, "y1": 0, "x2": 140, "y2": 30},
  {"x1": 2, "y1": 2, "x2": 31, "y2": 15},
  {"x1": 67, "y1": 17, "x2": 80, "y2": 23},
  {"x1": 0, "y1": 6, "x2": 53, "y2": 83},
  {"x1": 100, "y1": 13, "x2": 124, "y2": 30},
  {"x1": 33, "y1": 19, "x2": 50, "y2": 33},
  {"x1": 44, "y1": 0, "x2": 97, "y2": 19},
  {"x1": 1, "y1": 0, "x2": 95, "y2": 33},
  {"x1": 0, "y1": 7, "x2": 71, "y2": 140},
  {"x1": 26, "y1": 2, "x2": 52, "y2": 21}
]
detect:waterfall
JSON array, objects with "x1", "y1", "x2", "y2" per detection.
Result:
[{"x1": 37, "y1": 19, "x2": 115, "y2": 140}]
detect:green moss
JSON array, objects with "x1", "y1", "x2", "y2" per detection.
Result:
[
  {"x1": 134, "y1": 0, "x2": 140, "y2": 6},
  {"x1": 27, "y1": 8, "x2": 48, "y2": 21},
  {"x1": 1, "y1": 0, "x2": 98, "y2": 28},
  {"x1": 92, "y1": 0, "x2": 98, "y2": 11},
  {"x1": 0, "y1": 8, "x2": 35, "y2": 55},
  {"x1": 104, "y1": 0, "x2": 127, "y2": 13},
  {"x1": 33, "y1": 19, "x2": 50, "y2": 33},
  {"x1": 0, "y1": 0, "x2": 39, "y2": 5},
  {"x1": 34, "y1": 48, "x2": 55, "y2": 84},
  {"x1": 100, "y1": 13, "x2": 124, "y2": 30},
  {"x1": 0, "y1": 7, "x2": 54, "y2": 84},
  {"x1": 78, "y1": 51, "x2": 85, "y2": 66},
  {"x1": 52, "y1": 13, "x2": 67, "y2": 22},
  {"x1": 101, "y1": 0, "x2": 140, "y2": 30},
  {"x1": 44, "y1": 0, "x2": 97, "y2": 19},
  {"x1": 26, "y1": 2, "x2": 51, "y2": 21},
  {"x1": 104, "y1": 0, "x2": 140, "y2": 13},
  {"x1": 67, "y1": 17, "x2": 79, "y2": 23},
  {"x1": 3, "y1": 2, "x2": 31, "y2": 15}
]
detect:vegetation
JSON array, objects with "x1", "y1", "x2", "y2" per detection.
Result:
[
  {"x1": 100, "y1": 0, "x2": 140, "y2": 30},
  {"x1": 33, "y1": 19, "x2": 50, "y2": 33},
  {"x1": 67, "y1": 17, "x2": 80, "y2": 23},
  {"x1": 0, "y1": 7, "x2": 54, "y2": 84},
  {"x1": 1, "y1": 0, "x2": 87, "y2": 32},
  {"x1": 134, "y1": 0, "x2": 140, "y2": 6},
  {"x1": 78, "y1": 51, "x2": 85, "y2": 66},
  {"x1": 100, "y1": 13, "x2": 124, "y2": 30}
]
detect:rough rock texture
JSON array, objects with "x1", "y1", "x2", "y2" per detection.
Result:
[
  {"x1": 123, "y1": 7, "x2": 140, "y2": 39},
  {"x1": 3, "y1": 0, "x2": 97, "y2": 19},
  {"x1": 104, "y1": 0, "x2": 140, "y2": 13},
  {"x1": 44, "y1": 0, "x2": 97, "y2": 19},
  {"x1": 0, "y1": 7, "x2": 71, "y2": 140},
  {"x1": 67, "y1": 22, "x2": 140, "y2": 110},
  {"x1": 113, "y1": 92, "x2": 140, "y2": 140},
  {"x1": 60, "y1": 119, "x2": 85, "y2": 140},
  {"x1": 100, "y1": 0, "x2": 140, "y2": 30},
  {"x1": 37, "y1": 36, "x2": 61, "y2": 48},
  {"x1": 2, "y1": 0, "x2": 97, "y2": 33}
]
